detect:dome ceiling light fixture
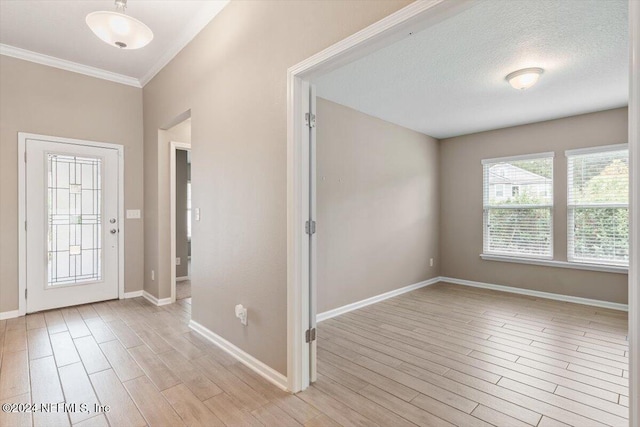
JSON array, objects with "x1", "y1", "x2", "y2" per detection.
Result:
[
  {"x1": 86, "y1": 0, "x2": 153, "y2": 50},
  {"x1": 506, "y1": 67, "x2": 544, "y2": 90}
]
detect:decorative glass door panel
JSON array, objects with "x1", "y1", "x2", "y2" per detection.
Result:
[{"x1": 47, "y1": 154, "x2": 103, "y2": 286}]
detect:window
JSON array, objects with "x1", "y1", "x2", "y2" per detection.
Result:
[
  {"x1": 483, "y1": 153, "x2": 554, "y2": 258},
  {"x1": 567, "y1": 145, "x2": 629, "y2": 266},
  {"x1": 495, "y1": 184, "x2": 504, "y2": 198}
]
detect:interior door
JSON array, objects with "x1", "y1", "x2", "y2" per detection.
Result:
[
  {"x1": 25, "y1": 137, "x2": 120, "y2": 313},
  {"x1": 308, "y1": 82, "x2": 318, "y2": 383}
]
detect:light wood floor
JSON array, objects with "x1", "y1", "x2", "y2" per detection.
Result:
[
  {"x1": 315, "y1": 283, "x2": 629, "y2": 427},
  {"x1": 0, "y1": 283, "x2": 629, "y2": 426},
  {"x1": 176, "y1": 280, "x2": 191, "y2": 300}
]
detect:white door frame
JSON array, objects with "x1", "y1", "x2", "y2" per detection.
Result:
[
  {"x1": 628, "y1": 1, "x2": 639, "y2": 424},
  {"x1": 286, "y1": 1, "x2": 640, "y2": 423},
  {"x1": 170, "y1": 141, "x2": 192, "y2": 303},
  {"x1": 18, "y1": 132, "x2": 125, "y2": 316},
  {"x1": 286, "y1": 0, "x2": 476, "y2": 393}
]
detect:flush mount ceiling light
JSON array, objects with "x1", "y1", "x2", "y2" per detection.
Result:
[
  {"x1": 505, "y1": 67, "x2": 544, "y2": 90},
  {"x1": 86, "y1": 0, "x2": 153, "y2": 50}
]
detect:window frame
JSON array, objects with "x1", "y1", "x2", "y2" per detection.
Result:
[
  {"x1": 566, "y1": 144, "x2": 629, "y2": 267},
  {"x1": 482, "y1": 152, "x2": 555, "y2": 260}
]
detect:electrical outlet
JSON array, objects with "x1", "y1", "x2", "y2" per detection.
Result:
[
  {"x1": 195, "y1": 208, "x2": 201, "y2": 221},
  {"x1": 235, "y1": 304, "x2": 248, "y2": 326},
  {"x1": 176, "y1": 257, "x2": 181, "y2": 265},
  {"x1": 430, "y1": 258, "x2": 434, "y2": 267}
]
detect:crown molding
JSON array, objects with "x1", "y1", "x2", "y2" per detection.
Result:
[
  {"x1": 139, "y1": 0, "x2": 229, "y2": 87},
  {"x1": 0, "y1": 0, "x2": 228, "y2": 89},
  {"x1": 0, "y1": 44, "x2": 141, "y2": 88}
]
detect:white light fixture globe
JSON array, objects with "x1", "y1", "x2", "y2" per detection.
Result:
[
  {"x1": 506, "y1": 67, "x2": 544, "y2": 90},
  {"x1": 86, "y1": 0, "x2": 153, "y2": 49}
]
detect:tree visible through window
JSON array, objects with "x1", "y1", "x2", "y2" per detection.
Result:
[
  {"x1": 567, "y1": 146, "x2": 629, "y2": 265},
  {"x1": 483, "y1": 154, "x2": 554, "y2": 258}
]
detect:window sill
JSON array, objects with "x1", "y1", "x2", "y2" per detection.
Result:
[{"x1": 480, "y1": 254, "x2": 628, "y2": 274}]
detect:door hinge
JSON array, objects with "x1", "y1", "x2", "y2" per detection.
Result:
[
  {"x1": 25, "y1": 289, "x2": 27, "y2": 299},
  {"x1": 305, "y1": 220, "x2": 316, "y2": 235},
  {"x1": 305, "y1": 328, "x2": 316, "y2": 343},
  {"x1": 25, "y1": 221, "x2": 27, "y2": 231},
  {"x1": 305, "y1": 113, "x2": 316, "y2": 128},
  {"x1": 24, "y1": 152, "x2": 27, "y2": 162}
]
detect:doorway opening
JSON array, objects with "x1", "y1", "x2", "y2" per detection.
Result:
[
  {"x1": 286, "y1": 2, "x2": 639, "y2": 425},
  {"x1": 172, "y1": 145, "x2": 192, "y2": 301},
  {"x1": 169, "y1": 118, "x2": 192, "y2": 304}
]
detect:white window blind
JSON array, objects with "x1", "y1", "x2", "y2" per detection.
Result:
[
  {"x1": 483, "y1": 153, "x2": 554, "y2": 258},
  {"x1": 567, "y1": 145, "x2": 629, "y2": 266}
]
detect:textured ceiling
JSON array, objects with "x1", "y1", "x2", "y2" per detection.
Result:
[
  {"x1": 0, "y1": 1, "x2": 227, "y2": 82},
  {"x1": 313, "y1": 0, "x2": 628, "y2": 139}
]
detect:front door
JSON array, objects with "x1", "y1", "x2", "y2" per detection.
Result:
[{"x1": 25, "y1": 137, "x2": 120, "y2": 313}]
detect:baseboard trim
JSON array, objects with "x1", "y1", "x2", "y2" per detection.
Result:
[
  {"x1": 317, "y1": 277, "x2": 440, "y2": 322},
  {"x1": 0, "y1": 310, "x2": 20, "y2": 320},
  {"x1": 176, "y1": 276, "x2": 190, "y2": 282},
  {"x1": 188, "y1": 320, "x2": 288, "y2": 391},
  {"x1": 440, "y1": 276, "x2": 629, "y2": 312},
  {"x1": 123, "y1": 290, "x2": 143, "y2": 299},
  {"x1": 142, "y1": 291, "x2": 172, "y2": 306}
]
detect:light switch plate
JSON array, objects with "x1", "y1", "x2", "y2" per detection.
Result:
[{"x1": 126, "y1": 209, "x2": 141, "y2": 219}]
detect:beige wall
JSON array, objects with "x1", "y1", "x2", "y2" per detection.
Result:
[
  {"x1": 176, "y1": 149, "x2": 189, "y2": 278},
  {"x1": 0, "y1": 56, "x2": 144, "y2": 313},
  {"x1": 440, "y1": 108, "x2": 629, "y2": 304},
  {"x1": 317, "y1": 98, "x2": 440, "y2": 313},
  {"x1": 143, "y1": 0, "x2": 412, "y2": 375}
]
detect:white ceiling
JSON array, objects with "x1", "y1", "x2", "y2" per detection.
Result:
[
  {"x1": 0, "y1": 0, "x2": 228, "y2": 86},
  {"x1": 313, "y1": 0, "x2": 629, "y2": 139}
]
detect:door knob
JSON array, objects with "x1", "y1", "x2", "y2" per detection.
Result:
[{"x1": 110, "y1": 229, "x2": 117, "y2": 234}]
